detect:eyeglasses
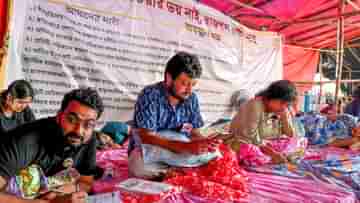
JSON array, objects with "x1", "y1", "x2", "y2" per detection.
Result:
[
  {"x1": 13, "y1": 98, "x2": 32, "y2": 105},
  {"x1": 65, "y1": 113, "x2": 96, "y2": 130}
]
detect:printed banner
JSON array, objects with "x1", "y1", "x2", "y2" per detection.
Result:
[{"x1": 6, "y1": 0, "x2": 282, "y2": 125}]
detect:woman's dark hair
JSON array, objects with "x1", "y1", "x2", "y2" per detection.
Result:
[
  {"x1": 3, "y1": 80, "x2": 34, "y2": 99},
  {"x1": 165, "y1": 51, "x2": 202, "y2": 80},
  {"x1": 256, "y1": 80, "x2": 297, "y2": 102},
  {"x1": 60, "y1": 87, "x2": 104, "y2": 119}
]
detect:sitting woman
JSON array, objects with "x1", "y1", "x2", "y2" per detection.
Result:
[
  {"x1": 0, "y1": 79, "x2": 35, "y2": 133},
  {"x1": 327, "y1": 125, "x2": 360, "y2": 150},
  {"x1": 303, "y1": 104, "x2": 357, "y2": 146},
  {"x1": 336, "y1": 113, "x2": 358, "y2": 135},
  {"x1": 229, "y1": 80, "x2": 297, "y2": 163},
  {"x1": 318, "y1": 107, "x2": 360, "y2": 150},
  {"x1": 228, "y1": 80, "x2": 304, "y2": 165}
]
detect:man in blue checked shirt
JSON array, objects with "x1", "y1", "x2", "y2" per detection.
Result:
[{"x1": 128, "y1": 52, "x2": 221, "y2": 179}]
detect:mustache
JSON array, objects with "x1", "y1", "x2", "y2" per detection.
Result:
[{"x1": 169, "y1": 86, "x2": 190, "y2": 100}]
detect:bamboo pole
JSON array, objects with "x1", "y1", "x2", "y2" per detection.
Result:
[
  {"x1": 228, "y1": 0, "x2": 267, "y2": 14},
  {"x1": 342, "y1": 70, "x2": 360, "y2": 72},
  {"x1": 279, "y1": 10, "x2": 360, "y2": 25},
  {"x1": 293, "y1": 79, "x2": 360, "y2": 84},
  {"x1": 334, "y1": 0, "x2": 345, "y2": 112},
  {"x1": 346, "y1": 44, "x2": 360, "y2": 48},
  {"x1": 349, "y1": 71, "x2": 352, "y2": 95},
  {"x1": 318, "y1": 56, "x2": 323, "y2": 104},
  {"x1": 345, "y1": 0, "x2": 360, "y2": 11},
  {"x1": 283, "y1": 44, "x2": 338, "y2": 53},
  {"x1": 283, "y1": 43, "x2": 360, "y2": 52},
  {"x1": 343, "y1": 65, "x2": 352, "y2": 96}
]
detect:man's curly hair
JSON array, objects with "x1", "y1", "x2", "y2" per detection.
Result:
[
  {"x1": 60, "y1": 87, "x2": 104, "y2": 119},
  {"x1": 165, "y1": 51, "x2": 202, "y2": 80}
]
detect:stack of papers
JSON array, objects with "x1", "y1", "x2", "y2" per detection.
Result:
[
  {"x1": 117, "y1": 178, "x2": 173, "y2": 195},
  {"x1": 87, "y1": 191, "x2": 122, "y2": 203}
]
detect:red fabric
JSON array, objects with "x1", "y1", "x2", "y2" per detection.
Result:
[
  {"x1": 283, "y1": 45, "x2": 319, "y2": 94},
  {"x1": 320, "y1": 104, "x2": 336, "y2": 114},
  {"x1": 165, "y1": 144, "x2": 249, "y2": 202},
  {"x1": 94, "y1": 147, "x2": 183, "y2": 203},
  {"x1": 93, "y1": 145, "x2": 249, "y2": 202},
  {"x1": 0, "y1": 0, "x2": 7, "y2": 48},
  {"x1": 201, "y1": 0, "x2": 323, "y2": 94},
  {"x1": 200, "y1": 0, "x2": 360, "y2": 48},
  {"x1": 92, "y1": 145, "x2": 356, "y2": 203}
]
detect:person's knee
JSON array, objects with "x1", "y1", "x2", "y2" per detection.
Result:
[
  {"x1": 129, "y1": 152, "x2": 170, "y2": 179},
  {"x1": 128, "y1": 149, "x2": 155, "y2": 179},
  {"x1": 128, "y1": 164, "x2": 164, "y2": 180}
]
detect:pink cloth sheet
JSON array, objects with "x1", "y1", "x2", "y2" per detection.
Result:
[{"x1": 94, "y1": 146, "x2": 357, "y2": 203}]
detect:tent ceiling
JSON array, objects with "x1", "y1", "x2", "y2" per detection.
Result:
[{"x1": 201, "y1": 0, "x2": 360, "y2": 49}]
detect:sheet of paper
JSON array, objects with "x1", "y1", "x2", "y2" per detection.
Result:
[
  {"x1": 87, "y1": 191, "x2": 122, "y2": 203},
  {"x1": 117, "y1": 178, "x2": 173, "y2": 195}
]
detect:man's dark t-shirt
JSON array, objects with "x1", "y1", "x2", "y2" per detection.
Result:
[
  {"x1": 0, "y1": 117, "x2": 97, "y2": 180},
  {"x1": 0, "y1": 106, "x2": 36, "y2": 134}
]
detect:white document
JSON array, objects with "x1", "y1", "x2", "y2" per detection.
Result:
[
  {"x1": 117, "y1": 178, "x2": 173, "y2": 195},
  {"x1": 87, "y1": 191, "x2": 122, "y2": 203}
]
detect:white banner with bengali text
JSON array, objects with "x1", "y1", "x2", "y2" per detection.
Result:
[{"x1": 6, "y1": 0, "x2": 282, "y2": 125}]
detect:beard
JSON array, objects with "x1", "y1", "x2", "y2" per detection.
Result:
[
  {"x1": 11, "y1": 104, "x2": 25, "y2": 113},
  {"x1": 65, "y1": 132, "x2": 84, "y2": 147},
  {"x1": 14, "y1": 107, "x2": 24, "y2": 112},
  {"x1": 168, "y1": 84, "x2": 190, "y2": 102}
]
